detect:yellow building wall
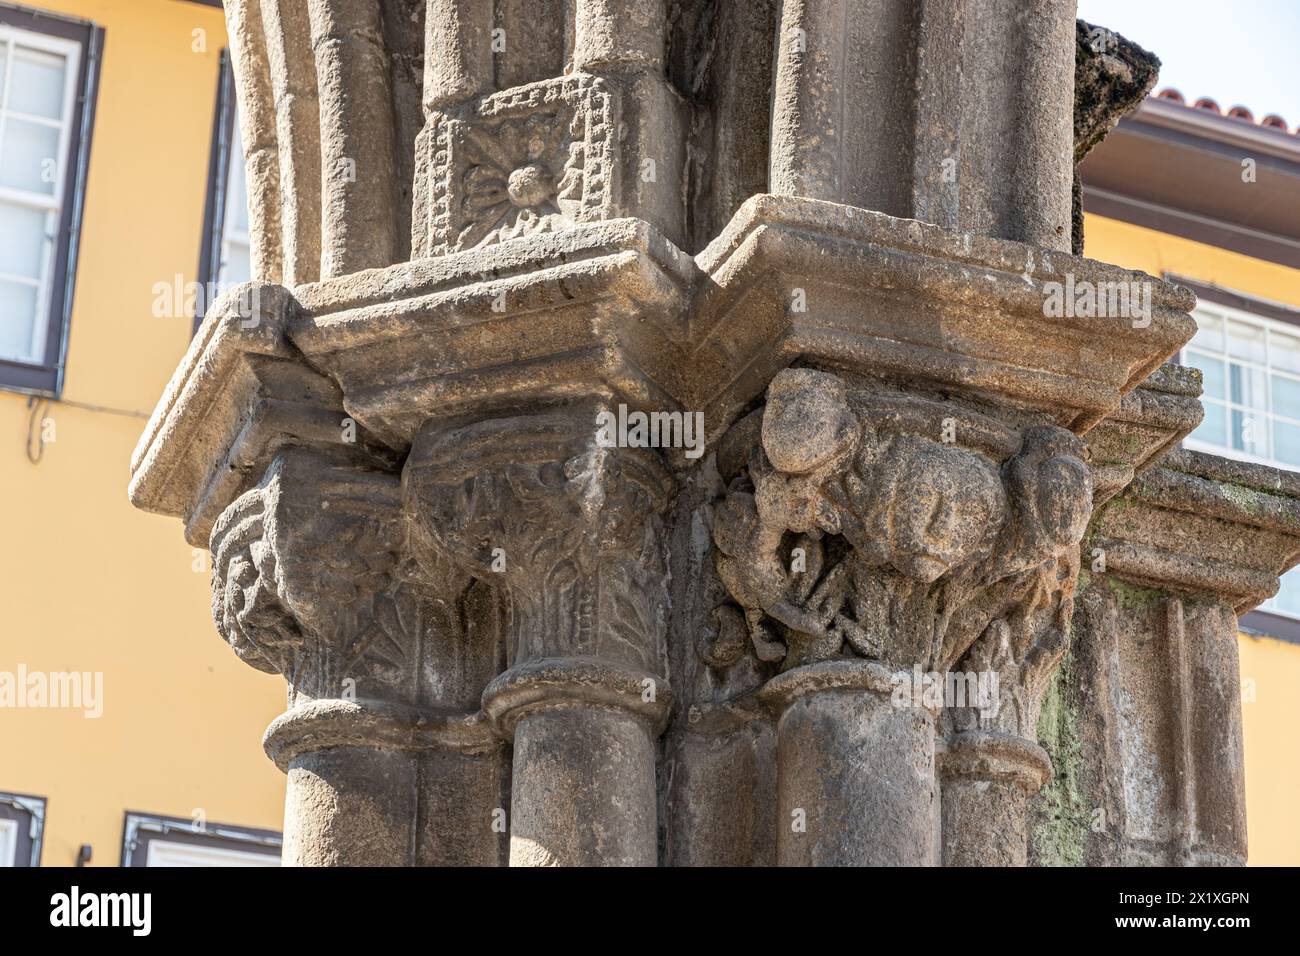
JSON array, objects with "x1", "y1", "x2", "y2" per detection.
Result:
[
  {"x1": 1237, "y1": 634, "x2": 1300, "y2": 866},
  {"x1": 1085, "y1": 212, "x2": 1300, "y2": 866},
  {"x1": 0, "y1": 0, "x2": 284, "y2": 866}
]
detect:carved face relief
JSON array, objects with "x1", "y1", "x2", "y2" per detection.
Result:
[
  {"x1": 709, "y1": 369, "x2": 1094, "y2": 681},
  {"x1": 855, "y1": 436, "x2": 1007, "y2": 583},
  {"x1": 760, "y1": 368, "x2": 858, "y2": 477},
  {"x1": 1004, "y1": 426, "x2": 1094, "y2": 564}
]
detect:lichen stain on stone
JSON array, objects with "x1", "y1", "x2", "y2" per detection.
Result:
[
  {"x1": 1101, "y1": 576, "x2": 1165, "y2": 613},
  {"x1": 1031, "y1": 650, "x2": 1088, "y2": 866}
]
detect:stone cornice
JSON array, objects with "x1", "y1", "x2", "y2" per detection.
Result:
[
  {"x1": 290, "y1": 219, "x2": 697, "y2": 450},
  {"x1": 689, "y1": 194, "x2": 1197, "y2": 442},
  {"x1": 129, "y1": 209, "x2": 1199, "y2": 547},
  {"x1": 1090, "y1": 448, "x2": 1300, "y2": 611},
  {"x1": 128, "y1": 284, "x2": 396, "y2": 546},
  {"x1": 1085, "y1": 362, "x2": 1205, "y2": 504}
]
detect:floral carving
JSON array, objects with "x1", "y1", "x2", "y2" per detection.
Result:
[
  {"x1": 455, "y1": 112, "x2": 583, "y2": 248},
  {"x1": 412, "y1": 75, "x2": 620, "y2": 257},
  {"x1": 210, "y1": 448, "x2": 422, "y2": 704},
  {"x1": 403, "y1": 410, "x2": 673, "y2": 675}
]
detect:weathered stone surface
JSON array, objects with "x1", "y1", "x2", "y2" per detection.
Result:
[
  {"x1": 769, "y1": 0, "x2": 1075, "y2": 251},
  {"x1": 1072, "y1": 21, "x2": 1160, "y2": 254},
  {"x1": 128, "y1": 1, "x2": 1286, "y2": 867},
  {"x1": 223, "y1": 0, "x2": 283, "y2": 283},
  {"x1": 691, "y1": 195, "x2": 1196, "y2": 443},
  {"x1": 1086, "y1": 362, "x2": 1204, "y2": 505},
  {"x1": 1034, "y1": 450, "x2": 1300, "y2": 866},
  {"x1": 207, "y1": 445, "x2": 509, "y2": 865}
]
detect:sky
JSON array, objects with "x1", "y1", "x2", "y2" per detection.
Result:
[{"x1": 1077, "y1": 0, "x2": 1300, "y2": 126}]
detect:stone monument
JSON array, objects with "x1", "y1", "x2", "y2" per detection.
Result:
[{"x1": 129, "y1": 0, "x2": 1300, "y2": 866}]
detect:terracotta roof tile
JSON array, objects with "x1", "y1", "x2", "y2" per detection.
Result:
[{"x1": 1155, "y1": 87, "x2": 1297, "y2": 135}]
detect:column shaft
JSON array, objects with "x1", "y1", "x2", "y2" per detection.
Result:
[
  {"x1": 939, "y1": 732, "x2": 1052, "y2": 866},
  {"x1": 768, "y1": 664, "x2": 937, "y2": 866},
  {"x1": 267, "y1": 700, "x2": 508, "y2": 866},
  {"x1": 508, "y1": 707, "x2": 658, "y2": 866},
  {"x1": 307, "y1": 0, "x2": 400, "y2": 277}
]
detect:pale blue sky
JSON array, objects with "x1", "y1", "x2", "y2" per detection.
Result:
[{"x1": 1077, "y1": 0, "x2": 1300, "y2": 126}]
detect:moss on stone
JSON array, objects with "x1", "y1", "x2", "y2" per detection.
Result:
[
  {"x1": 1032, "y1": 650, "x2": 1089, "y2": 866},
  {"x1": 1101, "y1": 575, "x2": 1165, "y2": 612},
  {"x1": 1220, "y1": 481, "x2": 1269, "y2": 516}
]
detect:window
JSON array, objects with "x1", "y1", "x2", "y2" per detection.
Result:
[
  {"x1": 0, "y1": 7, "x2": 101, "y2": 396},
  {"x1": 1183, "y1": 299, "x2": 1300, "y2": 618},
  {"x1": 121, "y1": 812, "x2": 281, "y2": 867},
  {"x1": 0, "y1": 791, "x2": 47, "y2": 866},
  {"x1": 196, "y1": 51, "x2": 250, "y2": 330},
  {"x1": 219, "y1": 118, "x2": 251, "y2": 287}
]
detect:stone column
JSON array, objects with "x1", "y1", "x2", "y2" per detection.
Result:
[
  {"x1": 765, "y1": 661, "x2": 936, "y2": 866},
  {"x1": 403, "y1": 405, "x2": 675, "y2": 866},
  {"x1": 135, "y1": 3, "x2": 1213, "y2": 869},
  {"x1": 483, "y1": 661, "x2": 663, "y2": 866},
  {"x1": 223, "y1": 0, "x2": 282, "y2": 282},
  {"x1": 939, "y1": 731, "x2": 1052, "y2": 866},
  {"x1": 769, "y1": 0, "x2": 1076, "y2": 249},
  {"x1": 1050, "y1": 450, "x2": 1300, "y2": 866},
  {"x1": 210, "y1": 445, "x2": 508, "y2": 866},
  {"x1": 307, "y1": 0, "x2": 400, "y2": 277},
  {"x1": 711, "y1": 370, "x2": 1095, "y2": 866},
  {"x1": 259, "y1": 0, "x2": 322, "y2": 284},
  {"x1": 937, "y1": 539, "x2": 1083, "y2": 865}
]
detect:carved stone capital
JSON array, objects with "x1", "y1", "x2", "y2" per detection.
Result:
[
  {"x1": 711, "y1": 368, "x2": 1093, "y2": 688},
  {"x1": 403, "y1": 403, "x2": 675, "y2": 693},
  {"x1": 210, "y1": 446, "x2": 423, "y2": 705}
]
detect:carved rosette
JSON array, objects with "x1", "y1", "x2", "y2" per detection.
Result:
[
  {"x1": 402, "y1": 406, "x2": 674, "y2": 715},
  {"x1": 412, "y1": 74, "x2": 620, "y2": 258},
  {"x1": 210, "y1": 446, "x2": 421, "y2": 706},
  {"x1": 710, "y1": 368, "x2": 1093, "y2": 734}
]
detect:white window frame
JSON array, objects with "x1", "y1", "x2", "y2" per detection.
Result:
[
  {"x1": 0, "y1": 817, "x2": 17, "y2": 867},
  {"x1": 145, "y1": 839, "x2": 281, "y2": 868},
  {"x1": 0, "y1": 25, "x2": 83, "y2": 366},
  {"x1": 1184, "y1": 301, "x2": 1300, "y2": 468},
  {"x1": 121, "y1": 811, "x2": 281, "y2": 867},
  {"x1": 217, "y1": 117, "x2": 250, "y2": 291},
  {"x1": 0, "y1": 791, "x2": 46, "y2": 866},
  {"x1": 1183, "y1": 300, "x2": 1300, "y2": 619}
]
